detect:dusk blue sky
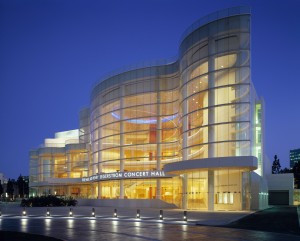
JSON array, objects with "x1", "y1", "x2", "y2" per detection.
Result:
[{"x1": 1, "y1": 0, "x2": 299, "y2": 179}]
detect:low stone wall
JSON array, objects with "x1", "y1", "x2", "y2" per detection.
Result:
[{"x1": 77, "y1": 198, "x2": 177, "y2": 209}]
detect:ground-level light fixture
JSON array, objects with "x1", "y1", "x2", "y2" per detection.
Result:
[
  {"x1": 159, "y1": 210, "x2": 163, "y2": 220},
  {"x1": 22, "y1": 208, "x2": 27, "y2": 216},
  {"x1": 46, "y1": 208, "x2": 50, "y2": 216},
  {"x1": 183, "y1": 211, "x2": 187, "y2": 221},
  {"x1": 69, "y1": 208, "x2": 73, "y2": 217},
  {"x1": 113, "y1": 209, "x2": 117, "y2": 218},
  {"x1": 136, "y1": 209, "x2": 140, "y2": 219},
  {"x1": 92, "y1": 208, "x2": 95, "y2": 217}
]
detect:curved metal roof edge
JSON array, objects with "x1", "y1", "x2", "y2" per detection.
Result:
[{"x1": 91, "y1": 6, "x2": 250, "y2": 97}]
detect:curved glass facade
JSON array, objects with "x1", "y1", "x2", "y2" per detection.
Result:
[
  {"x1": 179, "y1": 15, "x2": 251, "y2": 161},
  {"x1": 91, "y1": 65, "x2": 180, "y2": 173},
  {"x1": 30, "y1": 7, "x2": 265, "y2": 211},
  {"x1": 90, "y1": 63, "x2": 181, "y2": 203}
]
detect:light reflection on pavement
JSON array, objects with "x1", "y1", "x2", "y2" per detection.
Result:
[{"x1": 0, "y1": 216, "x2": 300, "y2": 241}]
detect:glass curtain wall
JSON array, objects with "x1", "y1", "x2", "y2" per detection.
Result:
[
  {"x1": 180, "y1": 15, "x2": 251, "y2": 160},
  {"x1": 89, "y1": 11, "x2": 254, "y2": 210},
  {"x1": 30, "y1": 145, "x2": 89, "y2": 196},
  {"x1": 92, "y1": 85, "x2": 179, "y2": 173},
  {"x1": 67, "y1": 148, "x2": 89, "y2": 178},
  {"x1": 37, "y1": 149, "x2": 65, "y2": 182},
  {"x1": 91, "y1": 64, "x2": 180, "y2": 199},
  {"x1": 179, "y1": 14, "x2": 251, "y2": 210}
]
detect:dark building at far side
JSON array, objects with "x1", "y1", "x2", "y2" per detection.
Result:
[{"x1": 290, "y1": 148, "x2": 300, "y2": 168}]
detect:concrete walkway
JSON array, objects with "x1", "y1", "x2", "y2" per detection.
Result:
[
  {"x1": 1, "y1": 204, "x2": 299, "y2": 241},
  {"x1": 0, "y1": 204, "x2": 251, "y2": 226}
]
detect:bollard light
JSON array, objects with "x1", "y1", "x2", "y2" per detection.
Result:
[
  {"x1": 69, "y1": 208, "x2": 73, "y2": 217},
  {"x1": 22, "y1": 207, "x2": 27, "y2": 216},
  {"x1": 0, "y1": 208, "x2": 2, "y2": 216},
  {"x1": 136, "y1": 209, "x2": 140, "y2": 219},
  {"x1": 113, "y1": 209, "x2": 117, "y2": 218},
  {"x1": 159, "y1": 210, "x2": 163, "y2": 220},
  {"x1": 46, "y1": 208, "x2": 50, "y2": 216},
  {"x1": 183, "y1": 211, "x2": 187, "y2": 221},
  {"x1": 92, "y1": 208, "x2": 95, "y2": 217}
]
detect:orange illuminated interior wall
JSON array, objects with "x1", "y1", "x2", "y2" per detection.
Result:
[{"x1": 149, "y1": 124, "x2": 157, "y2": 143}]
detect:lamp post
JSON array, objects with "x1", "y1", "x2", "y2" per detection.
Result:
[
  {"x1": 22, "y1": 207, "x2": 26, "y2": 216},
  {"x1": 183, "y1": 211, "x2": 187, "y2": 221},
  {"x1": 159, "y1": 210, "x2": 163, "y2": 220},
  {"x1": 46, "y1": 208, "x2": 50, "y2": 216}
]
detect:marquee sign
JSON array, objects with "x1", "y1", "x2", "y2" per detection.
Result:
[{"x1": 82, "y1": 170, "x2": 171, "y2": 182}]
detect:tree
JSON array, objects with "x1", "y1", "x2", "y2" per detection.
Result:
[
  {"x1": 24, "y1": 178, "x2": 29, "y2": 197},
  {"x1": 292, "y1": 162, "x2": 300, "y2": 188},
  {"x1": 17, "y1": 174, "x2": 24, "y2": 198},
  {"x1": 16, "y1": 175, "x2": 29, "y2": 198},
  {"x1": 272, "y1": 155, "x2": 281, "y2": 174},
  {"x1": 6, "y1": 178, "x2": 14, "y2": 198},
  {"x1": 0, "y1": 180, "x2": 3, "y2": 197}
]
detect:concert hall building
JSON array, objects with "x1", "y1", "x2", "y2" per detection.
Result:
[{"x1": 29, "y1": 7, "x2": 269, "y2": 210}]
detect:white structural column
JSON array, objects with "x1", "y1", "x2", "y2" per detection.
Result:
[
  {"x1": 97, "y1": 182, "x2": 101, "y2": 199},
  {"x1": 67, "y1": 152, "x2": 71, "y2": 178},
  {"x1": 208, "y1": 170, "x2": 214, "y2": 210},
  {"x1": 65, "y1": 153, "x2": 71, "y2": 196},
  {"x1": 241, "y1": 172, "x2": 250, "y2": 210},
  {"x1": 91, "y1": 183, "x2": 94, "y2": 198},
  {"x1": 156, "y1": 91, "x2": 162, "y2": 199},
  {"x1": 93, "y1": 159, "x2": 97, "y2": 175},
  {"x1": 182, "y1": 80, "x2": 189, "y2": 209},
  {"x1": 208, "y1": 41, "x2": 215, "y2": 158},
  {"x1": 120, "y1": 85, "x2": 125, "y2": 199},
  {"x1": 207, "y1": 41, "x2": 215, "y2": 211},
  {"x1": 91, "y1": 140, "x2": 97, "y2": 198},
  {"x1": 51, "y1": 154, "x2": 55, "y2": 180},
  {"x1": 97, "y1": 104, "x2": 102, "y2": 199},
  {"x1": 92, "y1": 142, "x2": 97, "y2": 175},
  {"x1": 66, "y1": 186, "x2": 71, "y2": 196}
]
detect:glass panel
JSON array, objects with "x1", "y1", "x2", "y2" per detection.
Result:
[
  {"x1": 100, "y1": 181, "x2": 120, "y2": 199},
  {"x1": 190, "y1": 61, "x2": 208, "y2": 79},
  {"x1": 214, "y1": 169, "x2": 243, "y2": 210},
  {"x1": 187, "y1": 171, "x2": 208, "y2": 210},
  {"x1": 187, "y1": 75, "x2": 208, "y2": 96},
  {"x1": 215, "y1": 54, "x2": 237, "y2": 71}
]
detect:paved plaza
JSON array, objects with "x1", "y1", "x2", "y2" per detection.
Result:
[
  {"x1": 0, "y1": 204, "x2": 300, "y2": 240},
  {"x1": 0, "y1": 205, "x2": 253, "y2": 226}
]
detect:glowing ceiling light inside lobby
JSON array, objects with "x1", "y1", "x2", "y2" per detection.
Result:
[{"x1": 111, "y1": 112, "x2": 178, "y2": 124}]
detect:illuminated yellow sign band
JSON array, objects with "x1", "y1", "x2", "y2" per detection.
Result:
[{"x1": 82, "y1": 170, "x2": 171, "y2": 182}]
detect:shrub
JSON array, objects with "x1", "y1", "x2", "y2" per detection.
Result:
[
  {"x1": 65, "y1": 196, "x2": 77, "y2": 206},
  {"x1": 21, "y1": 195, "x2": 77, "y2": 207}
]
